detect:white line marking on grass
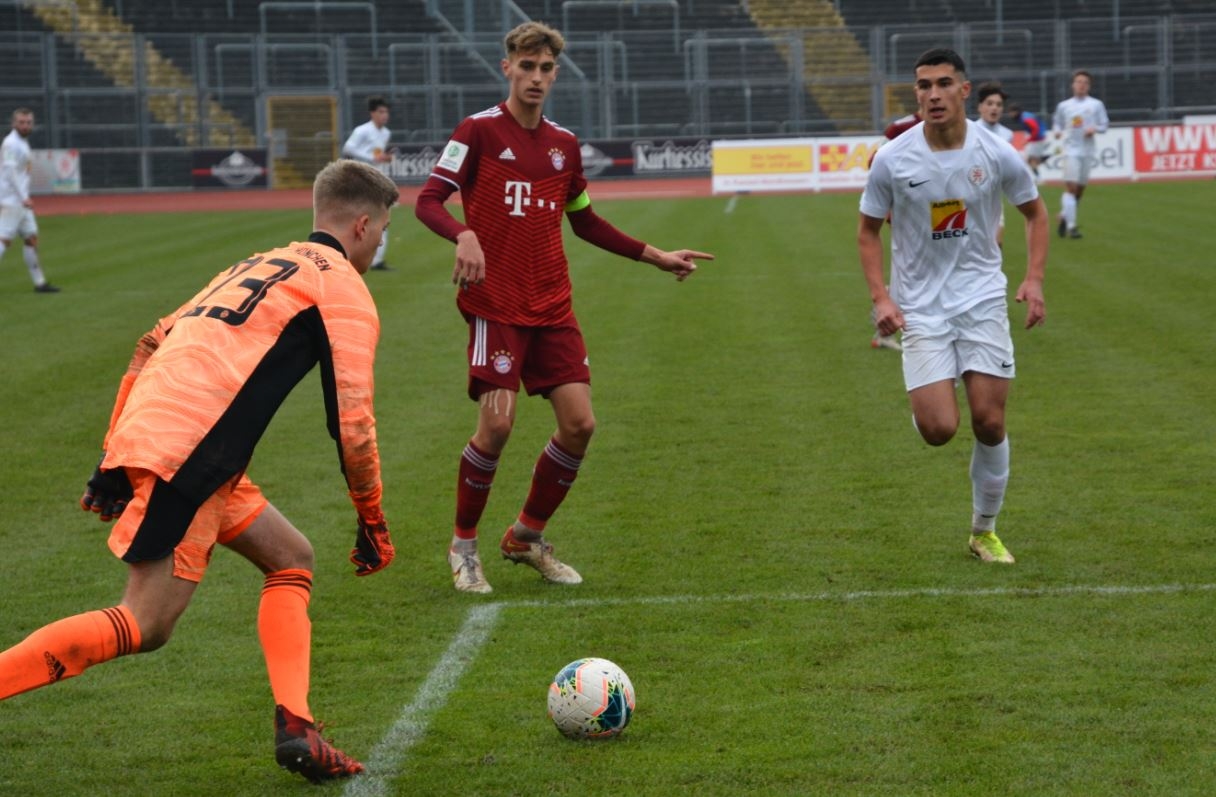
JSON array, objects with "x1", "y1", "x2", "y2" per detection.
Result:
[
  {"x1": 343, "y1": 603, "x2": 502, "y2": 797},
  {"x1": 351, "y1": 581, "x2": 1214, "y2": 792},
  {"x1": 724, "y1": 194, "x2": 739, "y2": 214},
  {"x1": 505, "y1": 581, "x2": 1216, "y2": 609}
]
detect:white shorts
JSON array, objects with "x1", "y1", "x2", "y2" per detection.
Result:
[
  {"x1": 0, "y1": 205, "x2": 37, "y2": 241},
  {"x1": 901, "y1": 297, "x2": 1014, "y2": 391},
  {"x1": 1060, "y1": 151, "x2": 1093, "y2": 185},
  {"x1": 1023, "y1": 140, "x2": 1047, "y2": 160}
]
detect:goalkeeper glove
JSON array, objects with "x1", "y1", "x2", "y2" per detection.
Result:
[
  {"x1": 350, "y1": 512, "x2": 394, "y2": 576},
  {"x1": 80, "y1": 455, "x2": 133, "y2": 522}
]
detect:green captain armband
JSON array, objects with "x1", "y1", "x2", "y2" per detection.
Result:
[{"x1": 564, "y1": 191, "x2": 591, "y2": 213}]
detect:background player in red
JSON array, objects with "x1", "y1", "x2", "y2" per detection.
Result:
[
  {"x1": 415, "y1": 21, "x2": 713, "y2": 594},
  {"x1": 0, "y1": 159, "x2": 399, "y2": 784}
]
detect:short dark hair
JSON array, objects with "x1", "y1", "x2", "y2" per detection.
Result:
[
  {"x1": 976, "y1": 81, "x2": 1009, "y2": 103},
  {"x1": 367, "y1": 96, "x2": 389, "y2": 113},
  {"x1": 1072, "y1": 69, "x2": 1092, "y2": 81},
  {"x1": 914, "y1": 48, "x2": 967, "y2": 76}
]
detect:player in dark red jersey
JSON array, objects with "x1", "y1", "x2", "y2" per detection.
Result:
[{"x1": 415, "y1": 21, "x2": 713, "y2": 594}]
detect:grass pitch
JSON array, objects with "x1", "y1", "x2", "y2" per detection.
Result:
[{"x1": 1, "y1": 180, "x2": 1214, "y2": 795}]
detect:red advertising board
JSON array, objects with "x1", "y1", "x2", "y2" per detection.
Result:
[{"x1": 1134, "y1": 124, "x2": 1216, "y2": 174}]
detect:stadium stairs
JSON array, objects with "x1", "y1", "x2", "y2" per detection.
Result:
[
  {"x1": 25, "y1": 0, "x2": 257, "y2": 149},
  {"x1": 746, "y1": 0, "x2": 888, "y2": 133}
]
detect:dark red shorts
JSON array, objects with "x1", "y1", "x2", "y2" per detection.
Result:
[{"x1": 465, "y1": 314, "x2": 591, "y2": 400}]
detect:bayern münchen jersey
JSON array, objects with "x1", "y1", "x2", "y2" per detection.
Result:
[
  {"x1": 429, "y1": 102, "x2": 588, "y2": 326},
  {"x1": 1052, "y1": 95, "x2": 1109, "y2": 153},
  {"x1": 0, "y1": 128, "x2": 31, "y2": 206},
  {"x1": 860, "y1": 119, "x2": 1039, "y2": 323}
]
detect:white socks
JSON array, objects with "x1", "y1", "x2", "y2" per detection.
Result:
[
  {"x1": 970, "y1": 438, "x2": 1009, "y2": 532},
  {"x1": 24, "y1": 245, "x2": 48, "y2": 287},
  {"x1": 372, "y1": 230, "x2": 388, "y2": 267},
  {"x1": 1061, "y1": 192, "x2": 1078, "y2": 230}
]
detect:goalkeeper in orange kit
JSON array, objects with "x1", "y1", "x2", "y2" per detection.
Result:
[{"x1": 0, "y1": 159, "x2": 400, "y2": 785}]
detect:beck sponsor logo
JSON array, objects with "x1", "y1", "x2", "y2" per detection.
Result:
[{"x1": 930, "y1": 199, "x2": 968, "y2": 239}]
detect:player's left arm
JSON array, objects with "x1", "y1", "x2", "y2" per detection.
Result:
[
  {"x1": 318, "y1": 283, "x2": 394, "y2": 575},
  {"x1": 1014, "y1": 196, "x2": 1048, "y2": 328},
  {"x1": 1094, "y1": 101, "x2": 1110, "y2": 135},
  {"x1": 565, "y1": 193, "x2": 712, "y2": 281}
]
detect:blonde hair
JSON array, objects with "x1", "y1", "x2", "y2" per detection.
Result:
[
  {"x1": 504, "y1": 21, "x2": 565, "y2": 59},
  {"x1": 313, "y1": 160, "x2": 398, "y2": 222}
]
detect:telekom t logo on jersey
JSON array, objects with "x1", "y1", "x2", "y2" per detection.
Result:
[{"x1": 504, "y1": 181, "x2": 561, "y2": 217}]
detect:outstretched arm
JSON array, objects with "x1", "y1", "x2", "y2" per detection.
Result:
[
  {"x1": 638, "y1": 244, "x2": 713, "y2": 282},
  {"x1": 566, "y1": 205, "x2": 712, "y2": 280}
]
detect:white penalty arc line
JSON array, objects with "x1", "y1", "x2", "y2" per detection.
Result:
[
  {"x1": 344, "y1": 603, "x2": 502, "y2": 797},
  {"x1": 345, "y1": 581, "x2": 1216, "y2": 795}
]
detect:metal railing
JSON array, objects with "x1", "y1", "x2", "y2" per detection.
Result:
[{"x1": 3, "y1": 13, "x2": 1215, "y2": 189}]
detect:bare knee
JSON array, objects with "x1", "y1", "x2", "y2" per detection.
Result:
[
  {"x1": 558, "y1": 413, "x2": 595, "y2": 449},
  {"x1": 971, "y1": 416, "x2": 1006, "y2": 446},
  {"x1": 125, "y1": 606, "x2": 183, "y2": 652},
  {"x1": 918, "y1": 422, "x2": 957, "y2": 446},
  {"x1": 477, "y1": 411, "x2": 515, "y2": 452},
  {"x1": 136, "y1": 624, "x2": 174, "y2": 653}
]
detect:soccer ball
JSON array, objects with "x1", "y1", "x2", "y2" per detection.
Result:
[{"x1": 547, "y1": 657, "x2": 636, "y2": 740}]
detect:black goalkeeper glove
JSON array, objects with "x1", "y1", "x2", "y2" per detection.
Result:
[
  {"x1": 350, "y1": 513, "x2": 394, "y2": 576},
  {"x1": 80, "y1": 454, "x2": 133, "y2": 522}
]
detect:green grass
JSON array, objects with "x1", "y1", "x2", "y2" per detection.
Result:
[{"x1": 1, "y1": 180, "x2": 1214, "y2": 795}]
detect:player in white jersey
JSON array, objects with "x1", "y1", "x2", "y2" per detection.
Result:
[
  {"x1": 858, "y1": 48, "x2": 1048, "y2": 564},
  {"x1": 342, "y1": 96, "x2": 395, "y2": 270},
  {"x1": 1051, "y1": 70, "x2": 1108, "y2": 239},
  {"x1": 0, "y1": 108, "x2": 59, "y2": 292},
  {"x1": 975, "y1": 82, "x2": 1014, "y2": 247}
]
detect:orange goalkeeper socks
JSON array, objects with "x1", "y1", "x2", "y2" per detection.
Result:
[
  {"x1": 259, "y1": 569, "x2": 314, "y2": 722},
  {"x1": 0, "y1": 605, "x2": 140, "y2": 700}
]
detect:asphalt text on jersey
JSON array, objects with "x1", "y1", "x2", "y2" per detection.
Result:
[{"x1": 930, "y1": 199, "x2": 969, "y2": 240}]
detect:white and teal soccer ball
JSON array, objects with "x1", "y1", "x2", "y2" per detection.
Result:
[{"x1": 547, "y1": 657, "x2": 636, "y2": 740}]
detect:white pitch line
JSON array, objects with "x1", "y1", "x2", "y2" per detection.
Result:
[
  {"x1": 343, "y1": 603, "x2": 502, "y2": 797},
  {"x1": 348, "y1": 581, "x2": 1215, "y2": 793},
  {"x1": 504, "y1": 581, "x2": 1216, "y2": 610},
  {"x1": 724, "y1": 194, "x2": 739, "y2": 214}
]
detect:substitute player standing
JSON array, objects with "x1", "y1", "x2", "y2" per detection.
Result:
[
  {"x1": 858, "y1": 48, "x2": 1048, "y2": 564},
  {"x1": 342, "y1": 95, "x2": 395, "y2": 269},
  {"x1": 1051, "y1": 70, "x2": 1109, "y2": 239},
  {"x1": 0, "y1": 160, "x2": 399, "y2": 783},
  {"x1": 415, "y1": 21, "x2": 713, "y2": 594},
  {"x1": 0, "y1": 108, "x2": 59, "y2": 292}
]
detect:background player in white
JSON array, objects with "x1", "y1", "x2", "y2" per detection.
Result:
[
  {"x1": 975, "y1": 81, "x2": 1014, "y2": 247},
  {"x1": 1, "y1": 108, "x2": 59, "y2": 292},
  {"x1": 342, "y1": 96, "x2": 395, "y2": 270},
  {"x1": 1051, "y1": 70, "x2": 1109, "y2": 239},
  {"x1": 858, "y1": 48, "x2": 1048, "y2": 564}
]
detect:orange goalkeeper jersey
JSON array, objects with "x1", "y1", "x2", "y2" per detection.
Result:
[{"x1": 102, "y1": 233, "x2": 383, "y2": 516}]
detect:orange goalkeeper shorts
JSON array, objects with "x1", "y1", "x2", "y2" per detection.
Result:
[{"x1": 108, "y1": 469, "x2": 268, "y2": 583}]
